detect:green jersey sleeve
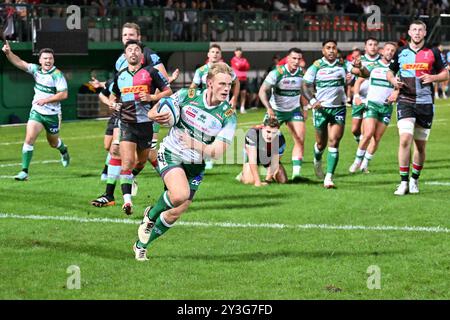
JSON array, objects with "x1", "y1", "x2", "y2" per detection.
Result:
[
  {"x1": 303, "y1": 60, "x2": 320, "y2": 84},
  {"x1": 53, "y1": 70, "x2": 68, "y2": 92},
  {"x1": 263, "y1": 68, "x2": 279, "y2": 86},
  {"x1": 216, "y1": 112, "x2": 237, "y2": 144},
  {"x1": 27, "y1": 63, "x2": 39, "y2": 76}
]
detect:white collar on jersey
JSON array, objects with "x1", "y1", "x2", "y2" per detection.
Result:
[
  {"x1": 284, "y1": 64, "x2": 300, "y2": 75},
  {"x1": 203, "y1": 90, "x2": 219, "y2": 110},
  {"x1": 364, "y1": 53, "x2": 380, "y2": 61},
  {"x1": 321, "y1": 57, "x2": 338, "y2": 66}
]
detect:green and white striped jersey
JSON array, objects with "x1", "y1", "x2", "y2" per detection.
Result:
[
  {"x1": 27, "y1": 64, "x2": 68, "y2": 115},
  {"x1": 192, "y1": 63, "x2": 237, "y2": 89},
  {"x1": 264, "y1": 64, "x2": 304, "y2": 112},
  {"x1": 303, "y1": 57, "x2": 348, "y2": 108},
  {"x1": 357, "y1": 54, "x2": 380, "y2": 103},
  {"x1": 161, "y1": 88, "x2": 237, "y2": 164},
  {"x1": 366, "y1": 60, "x2": 394, "y2": 106}
]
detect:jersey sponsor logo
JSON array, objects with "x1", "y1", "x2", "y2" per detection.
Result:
[
  {"x1": 187, "y1": 106, "x2": 199, "y2": 114},
  {"x1": 121, "y1": 85, "x2": 149, "y2": 94},
  {"x1": 197, "y1": 114, "x2": 207, "y2": 124},
  {"x1": 224, "y1": 108, "x2": 234, "y2": 117},
  {"x1": 186, "y1": 110, "x2": 197, "y2": 118},
  {"x1": 402, "y1": 63, "x2": 429, "y2": 70}
]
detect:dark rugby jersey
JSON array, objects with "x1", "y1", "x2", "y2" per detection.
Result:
[
  {"x1": 389, "y1": 45, "x2": 447, "y2": 104},
  {"x1": 245, "y1": 126, "x2": 286, "y2": 167},
  {"x1": 112, "y1": 66, "x2": 169, "y2": 123}
]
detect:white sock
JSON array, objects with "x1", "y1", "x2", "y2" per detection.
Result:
[
  {"x1": 123, "y1": 194, "x2": 132, "y2": 203},
  {"x1": 325, "y1": 173, "x2": 333, "y2": 181}
]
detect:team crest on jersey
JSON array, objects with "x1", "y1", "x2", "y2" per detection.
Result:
[
  {"x1": 313, "y1": 60, "x2": 321, "y2": 67},
  {"x1": 188, "y1": 88, "x2": 196, "y2": 98},
  {"x1": 224, "y1": 108, "x2": 234, "y2": 117},
  {"x1": 276, "y1": 66, "x2": 284, "y2": 74}
]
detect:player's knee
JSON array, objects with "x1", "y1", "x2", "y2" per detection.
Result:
[
  {"x1": 414, "y1": 127, "x2": 430, "y2": 142},
  {"x1": 170, "y1": 190, "x2": 190, "y2": 207},
  {"x1": 397, "y1": 119, "x2": 414, "y2": 136},
  {"x1": 49, "y1": 141, "x2": 58, "y2": 148},
  {"x1": 110, "y1": 145, "x2": 120, "y2": 158}
]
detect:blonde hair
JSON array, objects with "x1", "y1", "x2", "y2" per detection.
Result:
[
  {"x1": 206, "y1": 62, "x2": 233, "y2": 80},
  {"x1": 122, "y1": 22, "x2": 141, "y2": 36}
]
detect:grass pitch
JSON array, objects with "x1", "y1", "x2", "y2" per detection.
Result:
[{"x1": 0, "y1": 101, "x2": 449, "y2": 299}]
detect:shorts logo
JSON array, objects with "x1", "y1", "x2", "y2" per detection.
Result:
[
  {"x1": 48, "y1": 127, "x2": 59, "y2": 134},
  {"x1": 335, "y1": 115, "x2": 344, "y2": 121},
  {"x1": 121, "y1": 85, "x2": 148, "y2": 94}
]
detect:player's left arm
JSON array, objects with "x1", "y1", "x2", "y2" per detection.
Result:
[
  {"x1": 139, "y1": 69, "x2": 173, "y2": 102},
  {"x1": 182, "y1": 115, "x2": 237, "y2": 160},
  {"x1": 419, "y1": 48, "x2": 449, "y2": 83},
  {"x1": 266, "y1": 153, "x2": 280, "y2": 182}
]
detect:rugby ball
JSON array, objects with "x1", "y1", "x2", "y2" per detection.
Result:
[{"x1": 157, "y1": 97, "x2": 180, "y2": 127}]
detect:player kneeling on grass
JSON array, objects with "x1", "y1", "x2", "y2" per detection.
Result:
[
  {"x1": 237, "y1": 117, "x2": 287, "y2": 186},
  {"x1": 2, "y1": 42, "x2": 70, "y2": 181},
  {"x1": 349, "y1": 42, "x2": 399, "y2": 174},
  {"x1": 132, "y1": 62, "x2": 237, "y2": 261}
]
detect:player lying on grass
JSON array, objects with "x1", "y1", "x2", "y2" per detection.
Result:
[{"x1": 236, "y1": 117, "x2": 287, "y2": 186}]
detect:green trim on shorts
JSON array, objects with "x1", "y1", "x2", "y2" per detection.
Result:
[
  {"x1": 366, "y1": 101, "x2": 393, "y2": 125},
  {"x1": 263, "y1": 107, "x2": 304, "y2": 125},
  {"x1": 351, "y1": 103, "x2": 367, "y2": 118},
  {"x1": 157, "y1": 146, "x2": 205, "y2": 191},
  {"x1": 29, "y1": 109, "x2": 60, "y2": 134},
  {"x1": 312, "y1": 106, "x2": 346, "y2": 130},
  {"x1": 152, "y1": 122, "x2": 160, "y2": 134}
]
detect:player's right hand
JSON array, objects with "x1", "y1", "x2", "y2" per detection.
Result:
[
  {"x1": 311, "y1": 101, "x2": 322, "y2": 109},
  {"x1": 354, "y1": 96, "x2": 362, "y2": 106},
  {"x1": 255, "y1": 181, "x2": 268, "y2": 187},
  {"x1": 89, "y1": 77, "x2": 105, "y2": 89},
  {"x1": 148, "y1": 108, "x2": 171, "y2": 124},
  {"x1": 393, "y1": 76, "x2": 404, "y2": 89},
  {"x1": 110, "y1": 102, "x2": 122, "y2": 111},
  {"x1": 2, "y1": 40, "x2": 11, "y2": 54},
  {"x1": 267, "y1": 108, "x2": 276, "y2": 119}
]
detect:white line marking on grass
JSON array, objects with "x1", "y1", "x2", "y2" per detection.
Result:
[
  {"x1": 0, "y1": 135, "x2": 103, "y2": 146},
  {"x1": 0, "y1": 213, "x2": 448, "y2": 234},
  {"x1": 0, "y1": 160, "x2": 60, "y2": 168},
  {"x1": 425, "y1": 181, "x2": 450, "y2": 186}
]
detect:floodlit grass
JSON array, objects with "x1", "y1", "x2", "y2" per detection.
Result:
[{"x1": 0, "y1": 100, "x2": 449, "y2": 299}]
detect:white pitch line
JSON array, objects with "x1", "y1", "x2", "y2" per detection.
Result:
[
  {"x1": 0, "y1": 135, "x2": 103, "y2": 146},
  {"x1": 0, "y1": 160, "x2": 60, "y2": 168},
  {"x1": 425, "y1": 181, "x2": 450, "y2": 186},
  {"x1": 0, "y1": 213, "x2": 448, "y2": 234}
]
